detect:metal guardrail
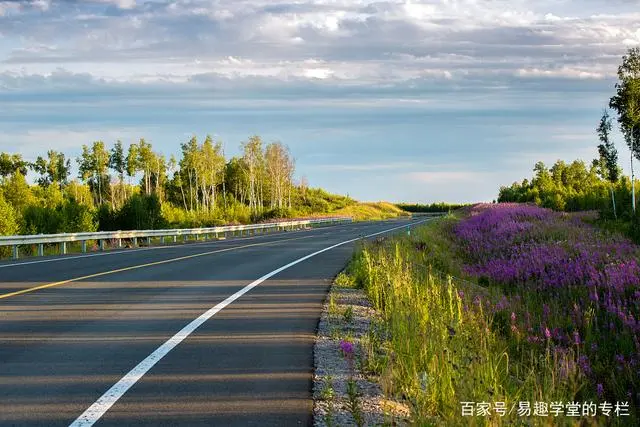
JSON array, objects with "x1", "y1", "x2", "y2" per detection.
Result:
[
  {"x1": 0, "y1": 216, "x2": 353, "y2": 260},
  {"x1": 408, "y1": 212, "x2": 450, "y2": 216}
]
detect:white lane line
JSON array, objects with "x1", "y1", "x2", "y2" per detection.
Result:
[
  {"x1": 69, "y1": 219, "x2": 429, "y2": 427},
  {"x1": 0, "y1": 223, "x2": 349, "y2": 269}
]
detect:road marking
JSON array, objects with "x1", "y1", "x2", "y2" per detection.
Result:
[
  {"x1": 0, "y1": 234, "x2": 318, "y2": 301},
  {"x1": 69, "y1": 220, "x2": 429, "y2": 427}
]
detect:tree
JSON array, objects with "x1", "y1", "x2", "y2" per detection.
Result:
[
  {"x1": 265, "y1": 142, "x2": 295, "y2": 210},
  {"x1": 180, "y1": 136, "x2": 199, "y2": 211},
  {"x1": 0, "y1": 153, "x2": 29, "y2": 179},
  {"x1": 240, "y1": 135, "x2": 265, "y2": 214},
  {"x1": 596, "y1": 109, "x2": 620, "y2": 218},
  {"x1": 77, "y1": 141, "x2": 110, "y2": 206},
  {"x1": 32, "y1": 150, "x2": 70, "y2": 189},
  {"x1": 0, "y1": 169, "x2": 35, "y2": 214},
  {"x1": 110, "y1": 140, "x2": 126, "y2": 207},
  {"x1": 0, "y1": 191, "x2": 19, "y2": 237},
  {"x1": 609, "y1": 47, "x2": 640, "y2": 214},
  {"x1": 126, "y1": 142, "x2": 139, "y2": 200}
]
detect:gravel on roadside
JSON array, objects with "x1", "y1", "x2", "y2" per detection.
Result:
[{"x1": 313, "y1": 278, "x2": 410, "y2": 426}]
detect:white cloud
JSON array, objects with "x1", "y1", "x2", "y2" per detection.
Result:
[{"x1": 0, "y1": 0, "x2": 638, "y2": 202}]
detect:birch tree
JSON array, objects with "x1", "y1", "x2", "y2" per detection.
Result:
[{"x1": 596, "y1": 109, "x2": 620, "y2": 218}]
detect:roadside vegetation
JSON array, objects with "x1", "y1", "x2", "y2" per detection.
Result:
[
  {"x1": 335, "y1": 202, "x2": 409, "y2": 221},
  {"x1": 338, "y1": 206, "x2": 638, "y2": 425},
  {"x1": 396, "y1": 202, "x2": 469, "y2": 213},
  {"x1": 499, "y1": 47, "x2": 640, "y2": 243},
  {"x1": 0, "y1": 135, "x2": 412, "y2": 244}
]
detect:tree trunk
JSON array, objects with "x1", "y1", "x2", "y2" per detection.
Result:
[
  {"x1": 632, "y1": 150, "x2": 636, "y2": 215},
  {"x1": 611, "y1": 186, "x2": 617, "y2": 219}
]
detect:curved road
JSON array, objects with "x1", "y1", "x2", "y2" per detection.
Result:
[{"x1": 0, "y1": 218, "x2": 424, "y2": 426}]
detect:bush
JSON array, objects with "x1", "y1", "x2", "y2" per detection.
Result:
[
  {"x1": 116, "y1": 193, "x2": 166, "y2": 230},
  {"x1": 255, "y1": 207, "x2": 294, "y2": 222},
  {"x1": 0, "y1": 193, "x2": 18, "y2": 236},
  {"x1": 22, "y1": 205, "x2": 64, "y2": 234}
]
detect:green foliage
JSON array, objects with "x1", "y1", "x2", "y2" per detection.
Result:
[
  {"x1": 609, "y1": 47, "x2": 640, "y2": 157},
  {"x1": 0, "y1": 192, "x2": 19, "y2": 257},
  {"x1": 345, "y1": 219, "x2": 587, "y2": 425},
  {"x1": 343, "y1": 306, "x2": 354, "y2": 324},
  {"x1": 346, "y1": 378, "x2": 363, "y2": 427},
  {"x1": 596, "y1": 109, "x2": 620, "y2": 184},
  {"x1": 0, "y1": 192, "x2": 18, "y2": 236},
  {"x1": 498, "y1": 159, "x2": 625, "y2": 216},
  {"x1": 116, "y1": 193, "x2": 166, "y2": 230},
  {"x1": 396, "y1": 202, "x2": 469, "y2": 213},
  {"x1": 23, "y1": 197, "x2": 96, "y2": 235},
  {"x1": 1, "y1": 171, "x2": 35, "y2": 213},
  {"x1": 334, "y1": 201, "x2": 407, "y2": 221},
  {"x1": 255, "y1": 207, "x2": 294, "y2": 222},
  {"x1": 0, "y1": 133, "x2": 406, "y2": 242}
]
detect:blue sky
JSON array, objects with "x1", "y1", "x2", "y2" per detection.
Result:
[{"x1": 0, "y1": 1, "x2": 639, "y2": 203}]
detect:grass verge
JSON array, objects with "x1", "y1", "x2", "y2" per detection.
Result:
[{"x1": 336, "y1": 214, "x2": 635, "y2": 426}]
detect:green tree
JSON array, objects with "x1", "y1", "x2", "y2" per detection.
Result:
[
  {"x1": 179, "y1": 136, "x2": 199, "y2": 211},
  {"x1": 0, "y1": 153, "x2": 29, "y2": 179},
  {"x1": 609, "y1": 47, "x2": 640, "y2": 214},
  {"x1": 126, "y1": 142, "x2": 139, "y2": 188},
  {"x1": 78, "y1": 141, "x2": 110, "y2": 206},
  {"x1": 1, "y1": 171, "x2": 34, "y2": 213},
  {"x1": 110, "y1": 140, "x2": 126, "y2": 207},
  {"x1": 32, "y1": 150, "x2": 70, "y2": 189},
  {"x1": 0, "y1": 192, "x2": 19, "y2": 236},
  {"x1": 240, "y1": 135, "x2": 265, "y2": 214},
  {"x1": 596, "y1": 109, "x2": 620, "y2": 218}
]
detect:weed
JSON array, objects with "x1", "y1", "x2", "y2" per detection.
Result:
[
  {"x1": 320, "y1": 375, "x2": 336, "y2": 427},
  {"x1": 346, "y1": 378, "x2": 364, "y2": 427},
  {"x1": 343, "y1": 305, "x2": 354, "y2": 324}
]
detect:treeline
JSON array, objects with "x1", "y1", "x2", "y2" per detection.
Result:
[
  {"x1": 396, "y1": 202, "x2": 468, "y2": 213},
  {"x1": 498, "y1": 159, "x2": 632, "y2": 215},
  {"x1": 499, "y1": 47, "x2": 640, "y2": 225},
  {"x1": 0, "y1": 135, "x2": 357, "y2": 237}
]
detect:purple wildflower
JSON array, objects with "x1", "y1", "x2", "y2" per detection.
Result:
[{"x1": 339, "y1": 339, "x2": 354, "y2": 357}]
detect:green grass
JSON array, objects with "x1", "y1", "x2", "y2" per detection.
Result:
[{"x1": 341, "y1": 216, "x2": 609, "y2": 426}]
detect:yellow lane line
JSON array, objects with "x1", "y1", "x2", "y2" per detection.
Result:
[{"x1": 0, "y1": 234, "x2": 315, "y2": 301}]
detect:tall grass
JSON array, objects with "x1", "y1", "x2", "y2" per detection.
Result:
[
  {"x1": 335, "y1": 201, "x2": 409, "y2": 221},
  {"x1": 342, "y1": 214, "x2": 631, "y2": 425}
]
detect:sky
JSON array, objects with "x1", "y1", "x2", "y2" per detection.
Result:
[{"x1": 0, "y1": 1, "x2": 639, "y2": 203}]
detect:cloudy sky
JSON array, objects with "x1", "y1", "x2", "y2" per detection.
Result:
[{"x1": 0, "y1": 0, "x2": 639, "y2": 203}]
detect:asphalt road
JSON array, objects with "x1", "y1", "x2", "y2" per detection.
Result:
[{"x1": 0, "y1": 218, "x2": 424, "y2": 426}]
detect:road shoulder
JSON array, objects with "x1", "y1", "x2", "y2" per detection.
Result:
[{"x1": 313, "y1": 273, "x2": 410, "y2": 426}]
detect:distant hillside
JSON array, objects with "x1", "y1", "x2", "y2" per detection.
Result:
[{"x1": 334, "y1": 201, "x2": 409, "y2": 221}]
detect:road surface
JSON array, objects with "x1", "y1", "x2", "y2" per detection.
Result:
[{"x1": 0, "y1": 218, "x2": 424, "y2": 426}]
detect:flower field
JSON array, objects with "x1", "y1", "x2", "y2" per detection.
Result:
[
  {"x1": 342, "y1": 203, "x2": 639, "y2": 425},
  {"x1": 455, "y1": 204, "x2": 639, "y2": 406}
]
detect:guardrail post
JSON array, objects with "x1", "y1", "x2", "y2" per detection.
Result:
[
  {"x1": 99, "y1": 240, "x2": 105, "y2": 251},
  {"x1": 133, "y1": 237, "x2": 138, "y2": 247},
  {"x1": 183, "y1": 234, "x2": 188, "y2": 242},
  {"x1": 147, "y1": 237, "x2": 152, "y2": 246},
  {"x1": 173, "y1": 235, "x2": 177, "y2": 243},
  {"x1": 60, "y1": 242, "x2": 66, "y2": 255},
  {"x1": 82, "y1": 241, "x2": 87, "y2": 253},
  {"x1": 195, "y1": 234, "x2": 199, "y2": 241},
  {"x1": 161, "y1": 236, "x2": 165, "y2": 244},
  {"x1": 117, "y1": 238, "x2": 122, "y2": 248},
  {"x1": 38, "y1": 243, "x2": 44, "y2": 257},
  {"x1": 12, "y1": 245, "x2": 18, "y2": 260}
]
